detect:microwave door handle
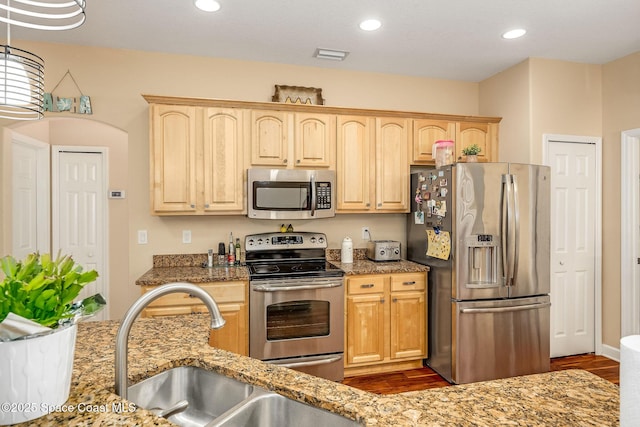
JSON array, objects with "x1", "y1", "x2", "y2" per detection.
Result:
[{"x1": 310, "y1": 174, "x2": 317, "y2": 217}]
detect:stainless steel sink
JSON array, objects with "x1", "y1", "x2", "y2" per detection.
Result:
[
  {"x1": 127, "y1": 366, "x2": 360, "y2": 427},
  {"x1": 209, "y1": 390, "x2": 361, "y2": 427},
  {"x1": 127, "y1": 366, "x2": 254, "y2": 426}
]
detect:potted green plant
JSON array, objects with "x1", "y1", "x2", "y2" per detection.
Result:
[
  {"x1": 0, "y1": 252, "x2": 99, "y2": 424},
  {"x1": 462, "y1": 144, "x2": 481, "y2": 162}
]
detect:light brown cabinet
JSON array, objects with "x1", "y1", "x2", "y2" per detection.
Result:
[
  {"x1": 345, "y1": 272, "x2": 427, "y2": 376},
  {"x1": 455, "y1": 121, "x2": 498, "y2": 163},
  {"x1": 144, "y1": 95, "x2": 500, "y2": 216},
  {"x1": 250, "y1": 110, "x2": 335, "y2": 169},
  {"x1": 140, "y1": 281, "x2": 248, "y2": 356},
  {"x1": 149, "y1": 104, "x2": 245, "y2": 215},
  {"x1": 412, "y1": 119, "x2": 455, "y2": 164},
  {"x1": 150, "y1": 104, "x2": 198, "y2": 213},
  {"x1": 336, "y1": 116, "x2": 410, "y2": 213}
]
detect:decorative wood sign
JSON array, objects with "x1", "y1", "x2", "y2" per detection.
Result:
[
  {"x1": 272, "y1": 85, "x2": 324, "y2": 105},
  {"x1": 44, "y1": 70, "x2": 92, "y2": 114}
]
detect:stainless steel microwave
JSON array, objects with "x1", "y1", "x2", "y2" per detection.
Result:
[{"x1": 247, "y1": 169, "x2": 335, "y2": 219}]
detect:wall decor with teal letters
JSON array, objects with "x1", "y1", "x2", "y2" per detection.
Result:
[{"x1": 44, "y1": 70, "x2": 92, "y2": 114}]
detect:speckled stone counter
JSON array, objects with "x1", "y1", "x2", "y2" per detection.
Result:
[
  {"x1": 17, "y1": 316, "x2": 618, "y2": 427},
  {"x1": 330, "y1": 259, "x2": 429, "y2": 276},
  {"x1": 135, "y1": 265, "x2": 249, "y2": 286}
]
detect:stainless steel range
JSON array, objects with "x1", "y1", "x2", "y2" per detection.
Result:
[{"x1": 245, "y1": 232, "x2": 345, "y2": 381}]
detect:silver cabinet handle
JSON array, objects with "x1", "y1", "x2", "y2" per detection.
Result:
[
  {"x1": 204, "y1": 203, "x2": 210, "y2": 208},
  {"x1": 392, "y1": 297, "x2": 398, "y2": 302},
  {"x1": 283, "y1": 159, "x2": 287, "y2": 164},
  {"x1": 402, "y1": 281, "x2": 416, "y2": 285},
  {"x1": 361, "y1": 283, "x2": 375, "y2": 288},
  {"x1": 190, "y1": 204, "x2": 195, "y2": 208},
  {"x1": 380, "y1": 298, "x2": 385, "y2": 303}
]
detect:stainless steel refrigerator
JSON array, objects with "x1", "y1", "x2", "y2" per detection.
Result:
[{"x1": 407, "y1": 163, "x2": 551, "y2": 384}]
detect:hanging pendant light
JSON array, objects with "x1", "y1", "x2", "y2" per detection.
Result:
[
  {"x1": 0, "y1": 0, "x2": 45, "y2": 120},
  {"x1": 0, "y1": 44, "x2": 44, "y2": 120},
  {"x1": 0, "y1": 0, "x2": 85, "y2": 31}
]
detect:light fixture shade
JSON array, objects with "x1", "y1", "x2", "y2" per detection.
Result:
[
  {"x1": 0, "y1": 0, "x2": 86, "y2": 31},
  {"x1": 0, "y1": 45, "x2": 44, "y2": 120}
]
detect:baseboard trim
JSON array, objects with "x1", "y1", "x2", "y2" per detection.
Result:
[{"x1": 600, "y1": 344, "x2": 620, "y2": 362}]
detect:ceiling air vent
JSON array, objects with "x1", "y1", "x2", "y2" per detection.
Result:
[{"x1": 313, "y1": 48, "x2": 349, "y2": 61}]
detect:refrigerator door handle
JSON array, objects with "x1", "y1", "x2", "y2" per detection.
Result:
[
  {"x1": 511, "y1": 174, "x2": 520, "y2": 286},
  {"x1": 460, "y1": 302, "x2": 551, "y2": 314},
  {"x1": 501, "y1": 174, "x2": 511, "y2": 285}
]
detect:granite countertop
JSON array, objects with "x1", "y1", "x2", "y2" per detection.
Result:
[
  {"x1": 18, "y1": 315, "x2": 619, "y2": 427},
  {"x1": 136, "y1": 252, "x2": 429, "y2": 286}
]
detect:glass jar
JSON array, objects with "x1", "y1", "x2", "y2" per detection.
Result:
[{"x1": 434, "y1": 140, "x2": 455, "y2": 168}]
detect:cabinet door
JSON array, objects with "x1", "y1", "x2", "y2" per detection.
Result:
[
  {"x1": 336, "y1": 115, "x2": 375, "y2": 212},
  {"x1": 294, "y1": 113, "x2": 335, "y2": 168},
  {"x1": 208, "y1": 302, "x2": 248, "y2": 356},
  {"x1": 150, "y1": 104, "x2": 197, "y2": 213},
  {"x1": 346, "y1": 293, "x2": 386, "y2": 365},
  {"x1": 202, "y1": 108, "x2": 245, "y2": 213},
  {"x1": 390, "y1": 291, "x2": 426, "y2": 360},
  {"x1": 376, "y1": 118, "x2": 410, "y2": 211},
  {"x1": 250, "y1": 110, "x2": 288, "y2": 166},
  {"x1": 412, "y1": 119, "x2": 455, "y2": 164},
  {"x1": 455, "y1": 122, "x2": 498, "y2": 162}
]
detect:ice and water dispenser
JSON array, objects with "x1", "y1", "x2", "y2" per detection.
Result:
[{"x1": 464, "y1": 234, "x2": 498, "y2": 285}]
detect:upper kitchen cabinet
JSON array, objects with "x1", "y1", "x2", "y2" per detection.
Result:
[
  {"x1": 455, "y1": 121, "x2": 498, "y2": 162},
  {"x1": 250, "y1": 110, "x2": 335, "y2": 169},
  {"x1": 412, "y1": 119, "x2": 455, "y2": 164},
  {"x1": 250, "y1": 110, "x2": 288, "y2": 166},
  {"x1": 375, "y1": 117, "x2": 410, "y2": 211},
  {"x1": 147, "y1": 98, "x2": 246, "y2": 215},
  {"x1": 336, "y1": 115, "x2": 375, "y2": 211},
  {"x1": 202, "y1": 108, "x2": 245, "y2": 213},
  {"x1": 336, "y1": 116, "x2": 410, "y2": 213},
  {"x1": 150, "y1": 104, "x2": 198, "y2": 213}
]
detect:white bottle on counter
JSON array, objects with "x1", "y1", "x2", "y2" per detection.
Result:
[{"x1": 341, "y1": 237, "x2": 353, "y2": 264}]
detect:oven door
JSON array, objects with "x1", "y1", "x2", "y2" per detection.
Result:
[{"x1": 249, "y1": 277, "x2": 344, "y2": 361}]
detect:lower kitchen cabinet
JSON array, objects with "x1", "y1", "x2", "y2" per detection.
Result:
[
  {"x1": 140, "y1": 281, "x2": 248, "y2": 356},
  {"x1": 344, "y1": 272, "x2": 427, "y2": 376}
]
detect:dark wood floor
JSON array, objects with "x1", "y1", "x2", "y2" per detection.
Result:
[{"x1": 342, "y1": 354, "x2": 619, "y2": 394}]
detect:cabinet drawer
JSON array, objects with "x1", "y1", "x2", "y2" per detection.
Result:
[
  {"x1": 141, "y1": 281, "x2": 246, "y2": 307},
  {"x1": 347, "y1": 276, "x2": 385, "y2": 295},
  {"x1": 390, "y1": 273, "x2": 426, "y2": 292}
]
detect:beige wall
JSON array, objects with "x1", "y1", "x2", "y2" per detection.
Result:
[
  {"x1": 602, "y1": 52, "x2": 640, "y2": 347},
  {"x1": 0, "y1": 40, "x2": 481, "y2": 320},
  {"x1": 479, "y1": 59, "x2": 531, "y2": 163}
]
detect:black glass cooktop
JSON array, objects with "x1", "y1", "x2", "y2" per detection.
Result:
[{"x1": 248, "y1": 260, "x2": 344, "y2": 279}]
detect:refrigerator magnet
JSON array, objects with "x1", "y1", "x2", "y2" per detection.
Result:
[
  {"x1": 414, "y1": 211, "x2": 425, "y2": 224},
  {"x1": 440, "y1": 178, "x2": 447, "y2": 186},
  {"x1": 440, "y1": 188, "x2": 448, "y2": 197}
]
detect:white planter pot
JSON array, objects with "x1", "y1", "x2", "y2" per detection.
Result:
[{"x1": 0, "y1": 323, "x2": 77, "y2": 425}]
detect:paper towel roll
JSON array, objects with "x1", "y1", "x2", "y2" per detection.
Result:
[{"x1": 621, "y1": 335, "x2": 640, "y2": 426}]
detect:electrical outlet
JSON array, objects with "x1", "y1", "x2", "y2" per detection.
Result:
[
  {"x1": 137, "y1": 230, "x2": 148, "y2": 244},
  {"x1": 182, "y1": 230, "x2": 192, "y2": 244},
  {"x1": 362, "y1": 226, "x2": 370, "y2": 240}
]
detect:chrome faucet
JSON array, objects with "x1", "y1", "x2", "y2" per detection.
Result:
[{"x1": 115, "y1": 282, "x2": 225, "y2": 399}]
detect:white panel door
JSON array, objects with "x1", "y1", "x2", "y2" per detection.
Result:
[
  {"x1": 11, "y1": 137, "x2": 50, "y2": 259},
  {"x1": 53, "y1": 149, "x2": 107, "y2": 321},
  {"x1": 548, "y1": 141, "x2": 596, "y2": 357}
]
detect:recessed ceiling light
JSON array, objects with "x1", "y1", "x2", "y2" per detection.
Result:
[
  {"x1": 359, "y1": 19, "x2": 382, "y2": 31},
  {"x1": 502, "y1": 28, "x2": 526, "y2": 39},
  {"x1": 195, "y1": 0, "x2": 221, "y2": 12}
]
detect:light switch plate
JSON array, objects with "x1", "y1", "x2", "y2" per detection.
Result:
[
  {"x1": 182, "y1": 230, "x2": 192, "y2": 244},
  {"x1": 137, "y1": 230, "x2": 148, "y2": 244}
]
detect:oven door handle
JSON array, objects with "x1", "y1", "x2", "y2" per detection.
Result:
[
  {"x1": 269, "y1": 355, "x2": 342, "y2": 369},
  {"x1": 253, "y1": 282, "x2": 343, "y2": 292}
]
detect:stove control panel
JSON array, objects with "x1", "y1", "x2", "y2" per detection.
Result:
[{"x1": 245, "y1": 232, "x2": 327, "y2": 251}]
